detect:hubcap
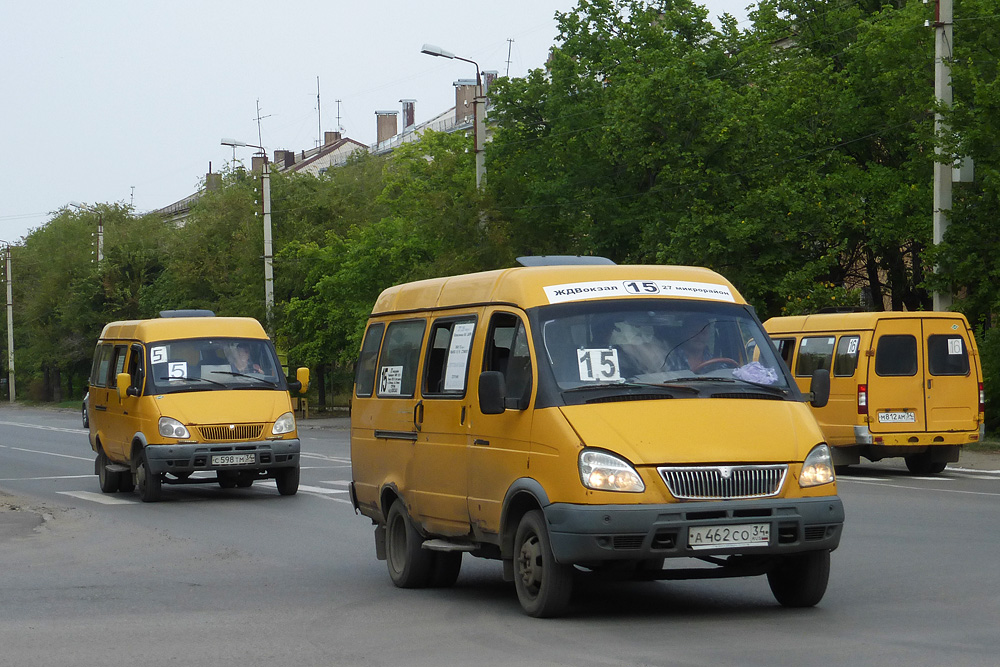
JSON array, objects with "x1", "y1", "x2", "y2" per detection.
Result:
[{"x1": 517, "y1": 533, "x2": 543, "y2": 593}]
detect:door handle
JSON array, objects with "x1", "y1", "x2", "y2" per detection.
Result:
[
  {"x1": 474, "y1": 439, "x2": 490, "y2": 447},
  {"x1": 413, "y1": 400, "x2": 424, "y2": 431},
  {"x1": 927, "y1": 379, "x2": 932, "y2": 389}
]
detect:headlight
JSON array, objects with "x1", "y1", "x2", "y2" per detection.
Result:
[
  {"x1": 272, "y1": 411, "x2": 295, "y2": 435},
  {"x1": 800, "y1": 444, "x2": 835, "y2": 487},
  {"x1": 579, "y1": 449, "x2": 645, "y2": 493},
  {"x1": 158, "y1": 417, "x2": 190, "y2": 439}
]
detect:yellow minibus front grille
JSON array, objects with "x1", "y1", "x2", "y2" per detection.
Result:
[
  {"x1": 198, "y1": 424, "x2": 265, "y2": 441},
  {"x1": 658, "y1": 464, "x2": 787, "y2": 500}
]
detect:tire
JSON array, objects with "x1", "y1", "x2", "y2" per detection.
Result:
[
  {"x1": 218, "y1": 471, "x2": 238, "y2": 489},
  {"x1": 767, "y1": 550, "x2": 831, "y2": 608},
  {"x1": 385, "y1": 500, "x2": 434, "y2": 588},
  {"x1": 97, "y1": 450, "x2": 119, "y2": 494},
  {"x1": 274, "y1": 466, "x2": 299, "y2": 496},
  {"x1": 136, "y1": 449, "x2": 162, "y2": 502},
  {"x1": 429, "y1": 551, "x2": 463, "y2": 588},
  {"x1": 236, "y1": 472, "x2": 254, "y2": 488},
  {"x1": 117, "y1": 468, "x2": 135, "y2": 493},
  {"x1": 513, "y1": 510, "x2": 573, "y2": 618},
  {"x1": 905, "y1": 453, "x2": 946, "y2": 475}
]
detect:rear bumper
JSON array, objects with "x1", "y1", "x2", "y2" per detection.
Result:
[
  {"x1": 543, "y1": 495, "x2": 844, "y2": 565},
  {"x1": 144, "y1": 439, "x2": 300, "y2": 474},
  {"x1": 853, "y1": 425, "x2": 979, "y2": 447}
]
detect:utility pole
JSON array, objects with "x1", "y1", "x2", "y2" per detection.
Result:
[
  {"x1": 317, "y1": 76, "x2": 322, "y2": 148},
  {"x1": 2, "y1": 243, "x2": 14, "y2": 403},
  {"x1": 262, "y1": 158, "x2": 274, "y2": 336},
  {"x1": 506, "y1": 39, "x2": 514, "y2": 77},
  {"x1": 932, "y1": 0, "x2": 953, "y2": 311}
]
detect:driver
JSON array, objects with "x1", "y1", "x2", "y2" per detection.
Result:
[{"x1": 663, "y1": 314, "x2": 713, "y2": 372}]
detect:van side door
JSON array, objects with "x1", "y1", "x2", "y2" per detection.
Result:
[
  {"x1": 923, "y1": 318, "x2": 980, "y2": 434},
  {"x1": 103, "y1": 344, "x2": 131, "y2": 461},
  {"x1": 409, "y1": 315, "x2": 477, "y2": 536},
  {"x1": 467, "y1": 310, "x2": 535, "y2": 538}
]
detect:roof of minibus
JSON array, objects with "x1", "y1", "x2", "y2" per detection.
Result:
[
  {"x1": 371, "y1": 264, "x2": 745, "y2": 315},
  {"x1": 98, "y1": 316, "x2": 268, "y2": 342},
  {"x1": 764, "y1": 310, "x2": 971, "y2": 335}
]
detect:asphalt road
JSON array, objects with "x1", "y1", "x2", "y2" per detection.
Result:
[{"x1": 1, "y1": 405, "x2": 999, "y2": 667}]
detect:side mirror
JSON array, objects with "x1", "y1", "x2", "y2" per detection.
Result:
[
  {"x1": 296, "y1": 367, "x2": 310, "y2": 394},
  {"x1": 478, "y1": 371, "x2": 506, "y2": 415},
  {"x1": 810, "y1": 369, "x2": 830, "y2": 408},
  {"x1": 116, "y1": 372, "x2": 132, "y2": 400}
]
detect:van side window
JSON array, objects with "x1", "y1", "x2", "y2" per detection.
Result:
[
  {"x1": 773, "y1": 338, "x2": 796, "y2": 369},
  {"x1": 423, "y1": 318, "x2": 476, "y2": 396},
  {"x1": 927, "y1": 335, "x2": 970, "y2": 376},
  {"x1": 485, "y1": 313, "x2": 532, "y2": 410},
  {"x1": 91, "y1": 344, "x2": 113, "y2": 387},
  {"x1": 376, "y1": 320, "x2": 425, "y2": 398},
  {"x1": 875, "y1": 335, "x2": 917, "y2": 376},
  {"x1": 127, "y1": 344, "x2": 144, "y2": 393},
  {"x1": 795, "y1": 337, "x2": 835, "y2": 376},
  {"x1": 833, "y1": 335, "x2": 861, "y2": 377},
  {"x1": 355, "y1": 323, "x2": 386, "y2": 397}
]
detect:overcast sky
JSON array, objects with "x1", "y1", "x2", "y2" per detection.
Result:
[{"x1": 0, "y1": 0, "x2": 751, "y2": 242}]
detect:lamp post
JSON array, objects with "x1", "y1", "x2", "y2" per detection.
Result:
[
  {"x1": 221, "y1": 138, "x2": 274, "y2": 335},
  {"x1": 68, "y1": 202, "x2": 104, "y2": 262},
  {"x1": 421, "y1": 43, "x2": 486, "y2": 189},
  {"x1": 0, "y1": 241, "x2": 13, "y2": 403}
]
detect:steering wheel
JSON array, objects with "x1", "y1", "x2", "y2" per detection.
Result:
[{"x1": 690, "y1": 357, "x2": 740, "y2": 374}]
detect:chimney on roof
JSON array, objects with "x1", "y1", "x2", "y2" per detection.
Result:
[
  {"x1": 375, "y1": 110, "x2": 398, "y2": 144},
  {"x1": 274, "y1": 150, "x2": 295, "y2": 169},
  {"x1": 324, "y1": 131, "x2": 342, "y2": 146},
  {"x1": 454, "y1": 79, "x2": 477, "y2": 125},
  {"x1": 400, "y1": 99, "x2": 416, "y2": 130}
]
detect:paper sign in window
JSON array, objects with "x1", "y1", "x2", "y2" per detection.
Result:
[
  {"x1": 578, "y1": 348, "x2": 622, "y2": 382},
  {"x1": 150, "y1": 346, "x2": 167, "y2": 364},
  {"x1": 379, "y1": 366, "x2": 403, "y2": 395},
  {"x1": 443, "y1": 322, "x2": 475, "y2": 391}
]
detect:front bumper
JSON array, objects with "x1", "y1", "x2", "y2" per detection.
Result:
[
  {"x1": 144, "y1": 439, "x2": 300, "y2": 474},
  {"x1": 543, "y1": 495, "x2": 844, "y2": 564}
]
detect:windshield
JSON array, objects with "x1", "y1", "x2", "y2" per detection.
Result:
[
  {"x1": 537, "y1": 300, "x2": 790, "y2": 392},
  {"x1": 145, "y1": 337, "x2": 283, "y2": 394}
]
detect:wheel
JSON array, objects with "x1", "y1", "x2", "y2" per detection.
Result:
[
  {"x1": 691, "y1": 357, "x2": 740, "y2": 374},
  {"x1": 429, "y1": 551, "x2": 463, "y2": 588},
  {"x1": 513, "y1": 510, "x2": 573, "y2": 617},
  {"x1": 117, "y1": 468, "x2": 135, "y2": 493},
  {"x1": 905, "y1": 453, "x2": 946, "y2": 475},
  {"x1": 236, "y1": 472, "x2": 254, "y2": 488},
  {"x1": 385, "y1": 500, "x2": 434, "y2": 588},
  {"x1": 274, "y1": 466, "x2": 299, "y2": 495},
  {"x1": 767, "y1": 550, "x2": 830, "y2": 608},
  {"x1": 97, "y1": 450, "x2": 119, "y2": 494},
  {"x1": 136, "y1": 449, "x2": 162, "y2": 502}
]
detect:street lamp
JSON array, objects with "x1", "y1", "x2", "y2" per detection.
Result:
[
  {"x1": 68, "y1": 202, "x2": 104, "y2": 262},
  {"x1": 421, "y1": 43, "x2": 486, "y2": 189},
  {"x1": 0, "y1": 240, "x2": 13, "y2": 403},
  {"x1": 221, "y1": 138, "x2": 274, "y2": 336}
]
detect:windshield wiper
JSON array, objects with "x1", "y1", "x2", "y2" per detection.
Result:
[
  {"x1": 158, "y1": 375, "x2": 227, "y2": 387},
  {"x1": 208, "y1": 370, "x2": 279, "y2": 388},
  {"x1": 564, "y1": 381, "x2": 700, "y2": 395},
  {"x1": 668, "y1": 376, "x2": 789, "y2": 395}
]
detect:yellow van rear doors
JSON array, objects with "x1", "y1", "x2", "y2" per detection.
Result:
[{"x1": 867, "y1": 317, "x2": 977, "y2": 434}]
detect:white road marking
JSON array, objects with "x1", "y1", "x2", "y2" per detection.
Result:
[
  {"x1": 0, "y1": 445, "x2": 93, "y2": 462},
  {"x1": 0, "y1": 474, "x2": 92, "y2": 482},
  {"x1": 0, "y1": 420, "x2": 85, "y2": 434},
  {"x1": 58, "y1": 491, "x2": 136, "y2": 505},
  {"x1": 256, "y1": 481, "x2": 348, "y2": 495}
]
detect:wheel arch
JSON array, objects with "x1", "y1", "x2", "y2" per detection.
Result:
[
  {"x1": 128, "y1": 432, "x2": 150, "y2": 470},
  {"x1": 499, "y1": 478, "x2": 550, "y2": 560}
]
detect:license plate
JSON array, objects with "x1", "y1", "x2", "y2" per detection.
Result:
[
  {"x1": 878, "y1": 411, "x2": 916, "y2": 423},
  {"x1": 688, "y1": 523, "x2": 770, "y2": 550},
  {"x1": 212, "y1": 453, "x2": 256, "y2": 466}
]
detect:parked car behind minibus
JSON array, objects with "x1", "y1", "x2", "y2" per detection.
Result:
[
  {"x1": 764, "y1": 311, "x2": 984, "y2": 474},
  {"x1": 349, "y1": 257, "x2": 844, "y2": 617},
  {"x1": 87, "y1": 310, "x2": 309, "y2": 502}
]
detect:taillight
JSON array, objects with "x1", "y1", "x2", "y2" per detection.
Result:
[
  {"x1": 979, "y1": 382, "x2": 985, "y2": 414},
  {"x1": 857, "y1": 384, "x2": 868, "y2": 414}
]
